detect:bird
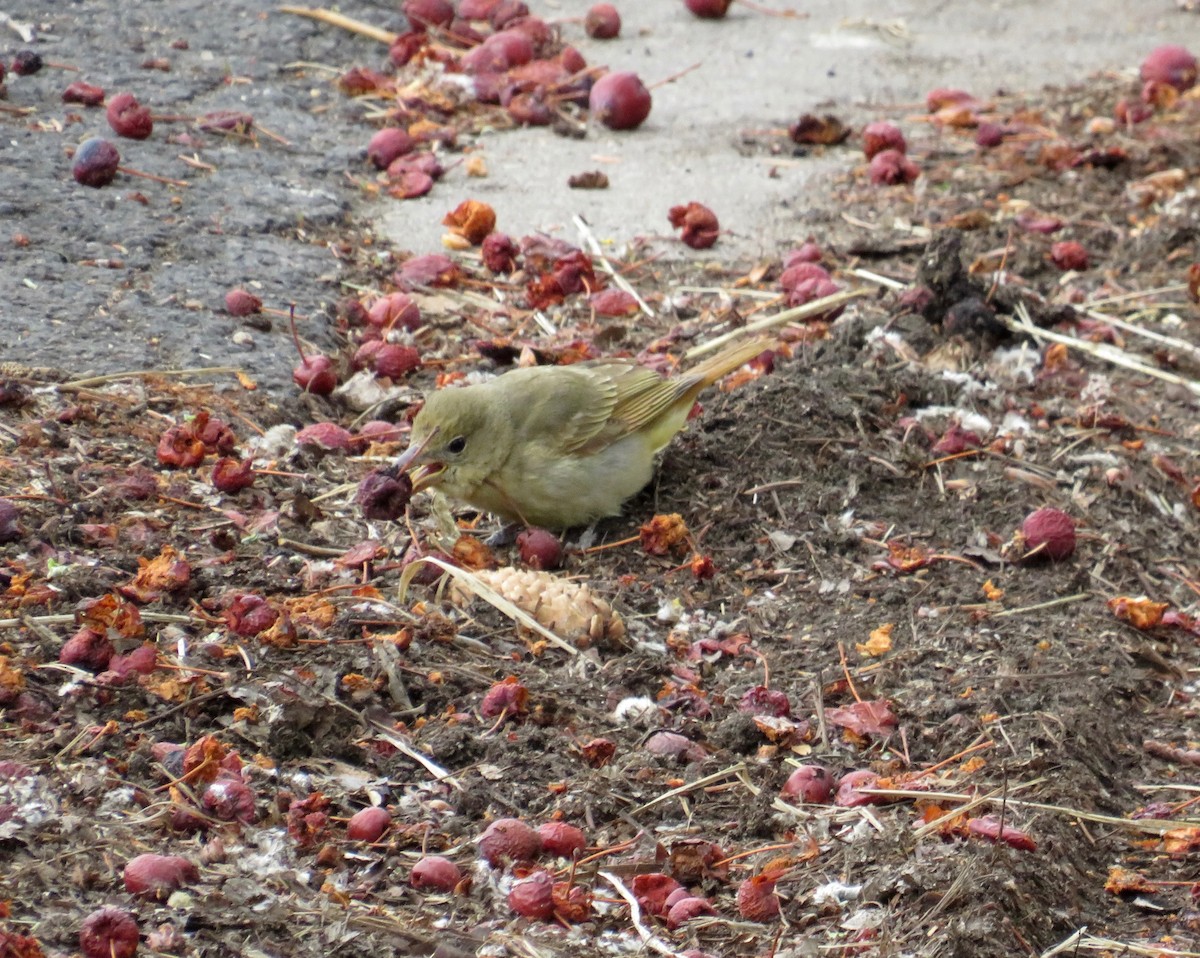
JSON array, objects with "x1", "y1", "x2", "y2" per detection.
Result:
[{"x1": 396, "y1": 336, "x2": 771, "y2": 529}]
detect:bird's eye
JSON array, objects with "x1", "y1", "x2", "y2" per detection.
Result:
[{"x1": 447, "y1": 435, "x2": 467, "y2": 455}]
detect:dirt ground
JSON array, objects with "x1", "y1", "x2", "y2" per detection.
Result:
[{"x1": 3, "y1": 3, "x2": 1200, "y2": 958}]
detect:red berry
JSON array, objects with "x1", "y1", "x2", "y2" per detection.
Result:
[
  {"x1": 11, "y1": 50, "x2": 43, "y2": 76},
  {"x1": 72, "y1": 137, "x2": 121, "y2": 188},
  {"x1": 585, "y1": 4, "x2": 621, "y2": 38},
  {"x1": 479, "y1": 817, "x2": 541, "y2": 866},
  {"x1": 293, "y1": 355, "x2": 337, "y2": 395},
  {"x1": 372, "y1": 344, "x2": 422, "y2": 380},
  {"x1": 1140, "y1": 45, "x2": 1197, "y2": 91},
  {"x1": 356, "y1": 469, "x2": 413, "y2": 521},
  {"x1": 684, "y1": 0, "x2": 732, "y2": 18},
  {"x1": 63, "y1": 81, "x2": 106, "y2": 106},
  {"x1": 1020, "y1": 507, "x2": 1076, "y2": 561},
  {"x1": 835, "y1": 769, "x2": 881, "y2": 807},
  {"x1": 411, "y1": 855, "x2": 462, "y2": 891},
  {"x1": 367, "y1": 292, "x2": 422, "y2": 330},
  {"x1": 123, "y1": 853, "x2": 199, "y2": 898},
  {"x1": 868, "y1": 149, "x2": 919, "y2": 185},
  {"x1": 211, "y1": 457, "x2": 255, "y2": 494},
  {"x1": 79, "y1": 907, "x2": 139, "y2": 958},
  {"x1": 589, "y1": 71, "x2": 651, "y2": 130},
  {"x1": 0, "y1": 499, "x2": 22, "y2": 543},
  {"x1": 736, "y1": 873, "x2": 782, "y2": 921},
  {"x1": 367, "y1": 127, "x2": 414, "y2": 169},
  {"x1": 537, "y1": 822, "x2": 586, "y2": 859},
  {"x1": 224, "y1": 288, "x2": 263, "y2": 316},
  {"x1": 403, "y1": 0, "x2": 455, "y2": 30},
  {"x1": 106, "y1": 92, "x2": 154, "y2": 140},
  {"x1": 508, "y1": 870, "x2": 554, "y2": 919},
  {"x1": 1049, "y1": 241, "x2": 1089, "y2": 272},
  {"x1": 516, "y1": 528, "x2": 563, "y2": 570},
  {"x1": 346, "y1": 806, "x2": 390, "y2": 842},
  {"x1": 666, "y1": 896, "x2": 715, "y2": 929},
  {"x1": 861, "y1": 121, "x2": 906, "y2": 160},
  {"x1": 781, "y1": 764, "x2": 833, "y2": 804}
]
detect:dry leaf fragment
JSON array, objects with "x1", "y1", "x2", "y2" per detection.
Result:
[
  {"x1": 858, "y1": 623, "x2": 893, "y2": 657},
  {"x1": 788, "y1": 113, "x2": 850, "y2": 145},
  {"x1": 640, "y1": 513, "x2": 689, "y2": 556},
  {"x1": 80, "y1": 593, "x2": 145, "y2": 638},
  {"x1": 1162, "y1": 826, "x2": 1200, "y2": 855},
  {"x1": 826, "y1": 699, "x2": 898, "y2": 739},
  {"x1": 1108, "y1": 596, "x2": 1169, "y2": 630},
  {"x1": 120, "y1": 546, "x2": 191, "y2": 604},
  {"x1": 1105, "y1": 866, "x2": 1158, "y2": 895},
  {"x1": 442, "y1": 199, "x2": 496, "y2": 245}
]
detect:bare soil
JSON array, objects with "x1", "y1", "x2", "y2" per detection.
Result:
[{"x1": 3, "y1": 4, "x2": 1200, "y2": 958}]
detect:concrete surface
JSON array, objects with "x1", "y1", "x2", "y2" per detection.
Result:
[{"x1": 376, "y1": 0, "x2": 1195, "y2": 260}]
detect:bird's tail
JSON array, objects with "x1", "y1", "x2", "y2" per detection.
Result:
[{"x1": 687, "y1": 335, "x2": 775, "y2": 388}]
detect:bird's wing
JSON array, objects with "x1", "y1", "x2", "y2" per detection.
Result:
[
  {"x1": 549, "y1": 337, "x2": 773, "y2": 454},
  {"x1": 588, "y1": 337, "x2": 773, "y2": 450},
  {"x1": 549, "y1": 363, "x2": 639, "y2": 453}
]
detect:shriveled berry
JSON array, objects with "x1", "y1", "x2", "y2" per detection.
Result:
[
  {"x1": 508, "y1": 870, "x2": 554, "y2": 919},
  {"x1": 72, "y1": 137, "x2": 121, "y2": 188},
  {"x1": 479, "y1": 817, "x2": 541, "y2": 866},
  {"x1": 1020, "y1": 507, "x2": 1076, "y2": 561},
  {"x1": 356, "y1": 469, "x2": 412, "y2": 521},
  {"x1": 516, "y1": 528, "x2": 563, "y2": 570},
  {"x1": 106, "y1": 92, "x2": 154, "y2": 140},
  {"x1": 79, "y1": 907, "x2": 139, "y2": 958},
  {"x1": 781, "y1": 764, "x2": 833, "y2": 804},
  {"x1": 537, "y1": 821, "x2": 586, "y2": 859}
]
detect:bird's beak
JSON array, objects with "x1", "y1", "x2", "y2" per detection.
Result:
[
  {"x1": 409, "y1": 461, "x2": 446, "y2": 493},
  {"x1": 395, "y1": 426, "x2": 442, "y2": 492}
]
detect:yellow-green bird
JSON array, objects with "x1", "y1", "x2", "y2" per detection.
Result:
[{"x1": 398, "y1": 336, "x2": 771, "y2": 529}]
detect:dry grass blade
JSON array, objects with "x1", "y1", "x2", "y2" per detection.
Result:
[
  {"x1": 398, "y1": 555, "x2": 580, "y2": 656},
  {"x1": 1041, "y1": 929, "x2": 1200, "y2": 958},
  {"x1": 1006, "y1": 304, "x2": 1200, "y2": 397},
  {"x1": 685, "y1": 287, "x2": 871, "y2": 359},
  {"x1": 599, "y1": 871, "x2": 689, "y2": 958},
  {"x1": 630, "y1": 762, "x2": 748, "y2": 814},
  {"x1": 364, "y1": 717, "x2": 462, "y2": 789},
  {"x1": 861, "y1": 787, "x2": 1200, "y2": 835},
  {"x1": 62, "y1": 366, "x2": 245, "y2": 388},
  {"x1": 573, "y1": 214, "x2": 655, "y2": 317},
  {"x1": 1085, "y1": 308, "x2": 1200, "y2": 362}
]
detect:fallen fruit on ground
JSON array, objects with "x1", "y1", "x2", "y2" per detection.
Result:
[{"x1": 589, "y1": 71, "x2": 651, "y2": 130}]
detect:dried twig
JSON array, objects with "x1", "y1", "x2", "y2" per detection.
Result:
[
  {"x1": 991, "y1": 592, "x2": 1092, "y2": 618},
  {"x1": 277, "y1": 5, "x2": 397, "y2": 44}
]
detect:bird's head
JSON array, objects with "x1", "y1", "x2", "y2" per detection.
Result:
[{"x1": 400, "y1": 386, "x2": 510, "y2": 500}]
